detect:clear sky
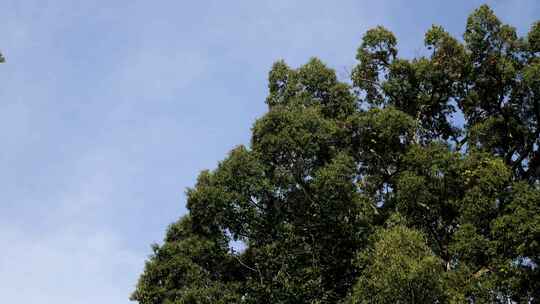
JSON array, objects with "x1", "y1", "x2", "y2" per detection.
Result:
[{"x1": 0, "y1": 1, "x2": 538, "y2": 303}]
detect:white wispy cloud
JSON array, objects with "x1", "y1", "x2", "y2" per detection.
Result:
[{"x1": 0, "y1": 224, "x2": 141, "y2": 303}]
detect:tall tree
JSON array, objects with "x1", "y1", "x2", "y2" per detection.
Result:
[{"x1": 132, "y1": 5, "x2": 539, "y2": 303}]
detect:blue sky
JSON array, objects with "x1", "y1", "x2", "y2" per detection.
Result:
[{"x1": 0, "y1": 1, "x2": 538, "y2": 303}]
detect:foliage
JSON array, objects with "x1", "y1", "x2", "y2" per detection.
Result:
[
  {"x1": 349, "y1": 225, "x2": 447, "y2": 304},
  {"x1": 132, "y1": 5, "x2": 539, "y2": 303}
]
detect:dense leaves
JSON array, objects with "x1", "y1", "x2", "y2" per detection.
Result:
[
  {"x1": 349, "y1": 225, "x2": 447, "y2": 304},
  {"x1": 132, "y1": 5, "x2": 539, "y2": 304}
]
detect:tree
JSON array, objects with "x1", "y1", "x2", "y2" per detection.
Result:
[{"x1": 132, "y1": 5, "x2": 539, "y2": 303}]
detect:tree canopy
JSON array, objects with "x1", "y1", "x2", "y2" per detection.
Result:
[{"x1": 132, "y1": 5, "x2": 540, "y2": 303}]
